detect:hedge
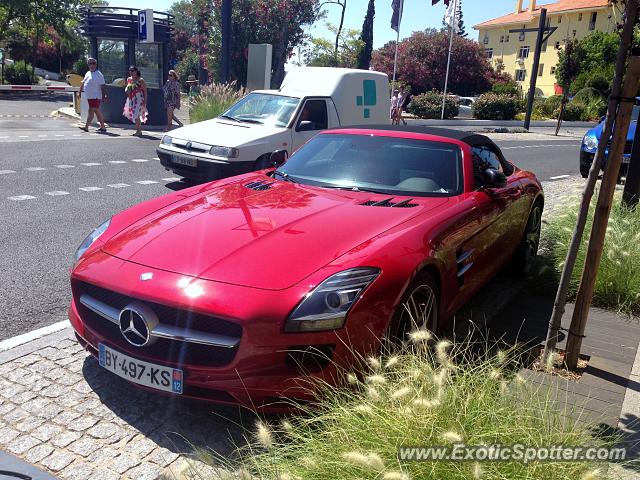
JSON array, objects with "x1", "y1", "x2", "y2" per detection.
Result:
[
  {"x1": 407, "y1": 90, "x2": 458, "y2": 119},
  {"x1": 472, "y1": 93, "x2": 521, "y2": 120}
]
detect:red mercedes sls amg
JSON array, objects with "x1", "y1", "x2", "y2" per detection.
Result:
[{"x1": 69, "y1": 127, "x2": 543, "y2": 408}]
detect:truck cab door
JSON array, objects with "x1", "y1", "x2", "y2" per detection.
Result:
[{"x1": 291, "y1": 98, "x2": 330, "y2": 152}]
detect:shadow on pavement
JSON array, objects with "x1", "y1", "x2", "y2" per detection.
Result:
[{"x1": 81, "y1": 355, "x2": 257, "y2": 461}]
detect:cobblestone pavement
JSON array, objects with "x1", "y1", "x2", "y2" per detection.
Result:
[
  {"x1": 0, "y1": 175, "x2": 590, "y2": 479},
  {"x1": 0, "y1": 329, "x2": 253, "y2": 479}
]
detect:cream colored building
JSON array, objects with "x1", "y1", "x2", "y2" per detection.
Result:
[{"x1": 474, "y1": 0, "x2": 618, "y2": 96}]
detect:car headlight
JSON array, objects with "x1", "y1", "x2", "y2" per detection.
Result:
[
  {"x1": 209, "y1": 145, "x2": 239, "y2": 158},
  {"x1": 583, "y1": 135, "x2": 598, "y2": 150},
  {"x1": 74, "y1": 219, "x2": 111, "y2": 263},
  {"x1": 284, "y1": 267, "x2": 380, "y2": 332},
  {"x1": 161, "y1": 135, "x2": 172, "y2": 145}
]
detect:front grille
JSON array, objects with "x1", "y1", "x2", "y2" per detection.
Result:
[
  {"x1": 606, "y1": 140, "x2": 634, "y2": 155},
  {"x1": 75, "y1": 282, "x2": 241, "y2": 366}
]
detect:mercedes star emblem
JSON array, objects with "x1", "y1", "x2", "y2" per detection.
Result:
[{"x1": 118, "y1": 304, "x2": 159, "y2": 347}]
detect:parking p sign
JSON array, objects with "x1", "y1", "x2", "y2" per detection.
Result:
[{"x1": 138, "y1": 9, "x2": 154, "y2": 43}]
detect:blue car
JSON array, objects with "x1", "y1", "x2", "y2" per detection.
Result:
[{"x1": 580, "y1": 104, "x2": 638, "y2": 178}]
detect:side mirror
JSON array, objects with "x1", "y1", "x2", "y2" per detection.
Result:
[
  {"x1": 297, "y1": 120, "x2": 315, "y2": 132},
  {"x1": 270, "y1": 150, "x2": 288, "y2": 168},
  {"x1": 483, "y1": 168, "x2": 507, "y2": 189}
]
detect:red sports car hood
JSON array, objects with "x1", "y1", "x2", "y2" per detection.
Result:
[{"x1": 102, "y1": 178, "x2": 448, "y2": 289}]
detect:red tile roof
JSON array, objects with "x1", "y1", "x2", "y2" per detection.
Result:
[{"x1": 474, "y1": 0, "x2": 609, "y2": 28}]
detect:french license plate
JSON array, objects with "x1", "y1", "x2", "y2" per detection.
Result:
[
  {"x1": 622, "y1": 156, "x2": 630, "y2": 164},
  {"x1": 172, "y1": 154, "x2": 197, "y2": 168},
  {"x1": 99, "y1": 344, "x2": 183, "y2": 394}
]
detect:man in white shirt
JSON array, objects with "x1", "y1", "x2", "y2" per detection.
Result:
[{"x1": 79, "y1": 58, "x2": 107, "y2": 132}]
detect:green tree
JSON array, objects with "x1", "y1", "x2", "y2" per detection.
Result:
[
  {"x1": 169, "y1": 0, "x2": 197, "y2": 37},
  {"x1": 209, "y1": 0, "x2": 319, "y2": 87},
  {"x1": 356, "y1": 0, "x2": 374, "y2": 70},
  {"x1": 304, "y1": 24, "x2": 363, "y2": 67}
]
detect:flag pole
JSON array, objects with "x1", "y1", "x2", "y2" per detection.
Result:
[
  {"x1": 441, "y1": 0, "x2": 457, "y2": 120},
  {"x1": 391, "y1": 28, "x2": 400, "y2": 92}
]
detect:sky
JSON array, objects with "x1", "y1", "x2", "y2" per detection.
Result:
[{"x1": 118, "y1": 0, "x2": 515, "y2": 47}]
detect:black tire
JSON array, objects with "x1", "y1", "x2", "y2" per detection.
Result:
[
  {"x1": 388, "y1": 271, "x2": 439, "y2": 343},
  {"x1": 580, "y1": 169, "x2": 589, "y2": 179},
  {"x1": 512, "y1": 201, "x2": 543, "y2": 274}
]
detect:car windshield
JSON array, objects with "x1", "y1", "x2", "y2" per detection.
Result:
[
  {"x1": 276, "y1": 133, "x2": 463, "y2": 197},
  {"x1": 221, "y1": 93, "x2": 300, "y2": 127}
]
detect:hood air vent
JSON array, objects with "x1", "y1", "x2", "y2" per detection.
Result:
[
  {"x1": 360, "y1": 198, "x2": 418, "y2": 208},
  {"x1": 244, "y1": 180, "x2": 275, "y2": 191}
]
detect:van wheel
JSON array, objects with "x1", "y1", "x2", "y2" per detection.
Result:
[
  {"x1": 388, "y1": 272, "x2": 439, "y2": 344},
  {"x1": 253, "y1": 154, "x2": 271, "y2": 171}
]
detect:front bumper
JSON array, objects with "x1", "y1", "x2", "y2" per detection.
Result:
[
  {"x1": 157, "y1": 147, "x2": 255, "y2": 182},
  {"x1": 69, "y1": 250, "x2": 388, "y2": 409},
  {"x1": 579, "y1": 149, "x2": 630, "y2": 177}
]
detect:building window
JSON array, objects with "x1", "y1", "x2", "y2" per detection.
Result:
[
  {"x1": 519, "y1": 25, "x2": 525, "y2": 41},
  {"x1": 505, "y1": 34, "x2": 510, "y2": 42},
  {"x1": 515, "y1": 70, "x2": 526, "y2": 81},
  {"x1": 538, "y1": 64, "x2": 544, "y2": 76},
  {"x1": 558, "y1": 15, "x2": 562, "y2": 23},
  {"x1": 500, "y1": 35, "x2": 504, "y2": 43},
  {"x1": 578, "y1": 12, "x2": 583, "y2": 21},
  {"x1": 483, "y1": 34, "x2": 489, "y2": 44},
  {"x1": 572, "y1": 29, "x2": 577, "y2": 37},
  {"x1": 518, "y1": 46, "x2": 530, "y2": 59},
  {"x1": 554, "y1": 41, "x2": 561, "y2": 49},
  {"x1": 589, "y1": 12, "x2": 597, "y2": 30},
  {"x1": 551, "y1": 66, "x2": 556, "y2": 75},
  {"x1": 485, "y1": 48, "x2": 493, "y2": 59}
]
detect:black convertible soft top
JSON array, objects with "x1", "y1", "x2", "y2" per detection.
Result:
[{"x1": 331, "y1": 125, "x2": 499, "y2": 150}]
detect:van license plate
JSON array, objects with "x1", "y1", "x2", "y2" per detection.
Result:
[
  {"x1": 99, "y1": 344, "x2": 183, "y2": 394},
  {"x1": 172, "y1": 155, "x2": 197, "y2": 168}
]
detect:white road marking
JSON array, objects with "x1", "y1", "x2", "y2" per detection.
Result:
[
  {"x1": 55, "y1": 164, "x2": 75, "y2": 169},
  {"x1": 24, "y1": 167, "x2": 46, "y2": 172},
  {"x1": 107, "y1": 183, "x2": 130, "y2": 188},
  {"x1": 8, "y1": 195, "x2": 37, "y2": 201},
  {"x1": 72, "y1": 134, "x2": 82, "y2": 137},
  {"x1": 130, "y1": 159, "x2": 149, "y2": 163},
  {"x1": 162, "y1": 177, "x2": 181, "y2": 182},
  {"x1": 0, "y1": 319, "x2": 70, "y2": 352},
  {"x1": 79, "y1": 186, "x2": 103, "y2": 192},
  {"x1": 0, "y1": 136, "x2": 8, "y2": 139},
  {"x1": 152, "y1": 157, "x2": 160, "y2": 160},
  {"x1": 18, "y1": 135, "x2": 28, "y2": 138},
  {"x1": 549, "y1": 174, "x2": 571, "y2": 180},
  {"x1": 45, "y1": 191, "x2": 70, "y2": 196},
  {"x1": 55, "y1": 134, "x2": 65, "y2": 137},
  {"x1": 108, "y1": 160, "x2": 127, "y2": 164},
  {"x1": 37, "y1": 135, "x2": 48, "y2": 137},
  {"x1": 136, "y1": 180, "x2": 158, "y2": 185},
  {"x1": 81, "y1": 162, "x2": 102, "y2": 166},
  {"x1": 0, "y1": 170, "x2": 16, "y2": 175}
]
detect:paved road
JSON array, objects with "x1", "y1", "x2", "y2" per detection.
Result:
[{"x1": 0, "y1": 94, "x2": 585, "y2": 340}]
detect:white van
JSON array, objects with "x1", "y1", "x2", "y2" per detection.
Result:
[{"x1": 157, "y1": 67, "x2": 390, "y2": 181}]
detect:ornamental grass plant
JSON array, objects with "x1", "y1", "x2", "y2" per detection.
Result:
[
  {"x1": 543, "y1": 192, "x2": 640, "y2": 316},
  {"x1": 189, "y1": 82, "x2": 246, "y2": 124},
  {"x1": 189, "y1": 336, "x2": 617, "y2": 479}
]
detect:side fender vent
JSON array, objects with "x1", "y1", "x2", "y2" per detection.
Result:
[
  {"x1": 244, "y1": 180, "x2": 274, "y2": 191},
  {"x1": 360, "y1": 198, "x2": 417, "y2": 208}
]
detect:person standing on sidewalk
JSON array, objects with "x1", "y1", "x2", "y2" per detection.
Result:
[
  {"x1": 399, "y1": 87, "x2": 411, "y2": 126},
  {"x1": 78, "y1": 58, "x2": 107, "y2": 133},
  {"x1": 162, "y1": 70, "x2": 183, "y2": 132},
  {"x1": 123, "y1": 66, "x2": 148, "y2": 136}
]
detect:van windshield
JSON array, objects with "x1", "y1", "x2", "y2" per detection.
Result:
[{"x1": 221, "y1": 93, "x2": 300, "y2": 127}]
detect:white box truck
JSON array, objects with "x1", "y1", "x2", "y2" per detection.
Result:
[{"x1": 157, "y1": 67, "x2": 390, "y2": 181}]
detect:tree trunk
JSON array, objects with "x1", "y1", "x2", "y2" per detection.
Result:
[
  {"x1": 542, "y1": 0, "x2": 639, "y2": 363},
  {"x1": 334, "y1": 1, "x2": 346, "y2": 63},
  {"x1": 555, "y1": 94, "x2": 567, "y2": 136}
]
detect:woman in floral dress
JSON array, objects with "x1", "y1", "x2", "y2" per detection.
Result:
[
  {"x1": 162, "y1": 69, "x2": 183, "y2": 132},
  {"x1": 123, "y1": 66, "x2": 148, "y2": 136}
]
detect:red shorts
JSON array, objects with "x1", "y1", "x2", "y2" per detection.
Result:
[{"x1": 87, "y1": 99, "x2": 101, "y2": 109}]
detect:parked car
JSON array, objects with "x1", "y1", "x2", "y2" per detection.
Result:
[
  {"x1": 579, "y1": 104, "x2": 638, "y2": 178},
  {"x1": 157, "y1": 67, "x2": 391, "y2": 182},
  {"x1": 70, "y1": 126, "x2": 543, "y2": 409},
  {"x1": 457, "y1": 96, "x2": 476, "y2": 118}
]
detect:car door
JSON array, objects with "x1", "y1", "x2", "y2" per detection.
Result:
[
  {"x1": 291, "y1": 98, "x2": 329, "y2": 152},
  {"x1": 469, "y1": 143, "x2": 525, "y2": 275}
]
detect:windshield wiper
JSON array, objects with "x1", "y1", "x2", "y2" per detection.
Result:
[
  {"x1": 218, "y1": 115, "x2": 240, "y2": 123},
  {"x1": 236, "y1": 118, "x2": 264, "y2": 124},
  {"x1": 273, "y1": 170, "x2": 298, "y2": 183},
  {"x1": 319, "y1": 184, "x2": 391, "y2": 195}
]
